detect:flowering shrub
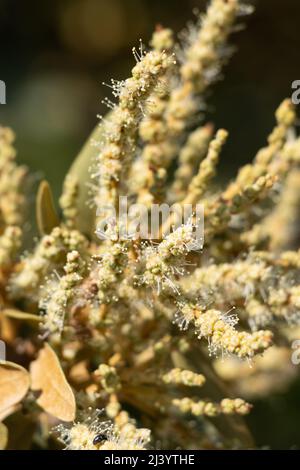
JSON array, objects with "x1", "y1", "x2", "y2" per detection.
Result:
[{"x1": 0, "y1": 0, "x2": 300, "y2": 450}]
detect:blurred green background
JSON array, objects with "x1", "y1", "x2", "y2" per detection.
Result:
[{"x1": 0, "y1": 0, "x2": 300, "y2": 449}]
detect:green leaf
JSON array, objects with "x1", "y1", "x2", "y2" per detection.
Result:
[
  {"x1": 0, "y1": 422, "x2": 8, "y2": 450},
  {"x1": 64, "y1": 120, "x2": 107, "y2": 237},
  {"x1": 5, "y1": 412, "x2": 35, "y2": 450},
  {"x1": 36, "y1": 180, "x2": 60, "y2": 236}
]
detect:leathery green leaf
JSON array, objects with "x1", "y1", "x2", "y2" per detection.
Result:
[{"x1": 36, "y1": 180, "x2": 60, "y2": 236}]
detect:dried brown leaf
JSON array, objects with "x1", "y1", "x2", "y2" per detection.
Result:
[
  {"x1": 0, "y1": 361, "x2": 30, "y2": 416},
  {"x1": 30, "y1": 343, "x2": 76, "y2": 422}
]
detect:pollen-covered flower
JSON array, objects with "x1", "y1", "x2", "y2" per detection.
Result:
[
  {"x1": 94, "y1": 48, "x2": 175, "y2": 213},
  {"x1": 56, "y1": 410, "x2": 150, "y2": 450},
  {"x1": 39, "y1": 250, "x2": 84, "y2": 336}
]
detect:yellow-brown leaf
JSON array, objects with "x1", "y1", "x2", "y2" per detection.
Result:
[
  {"x1": 30, "y1": 343, "x2": 76, "y2": 422},
  {"x1": 0, "y1": 362, "x2": 30, "y2": 416}
]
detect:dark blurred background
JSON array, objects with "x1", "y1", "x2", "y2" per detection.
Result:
[{"x1": 0, "y1": 0, "x2": 300, "y2": 448}]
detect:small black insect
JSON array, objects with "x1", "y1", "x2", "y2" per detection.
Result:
[{"x1": 93, "y1": 433, "x2": 108, "y2": 445}]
